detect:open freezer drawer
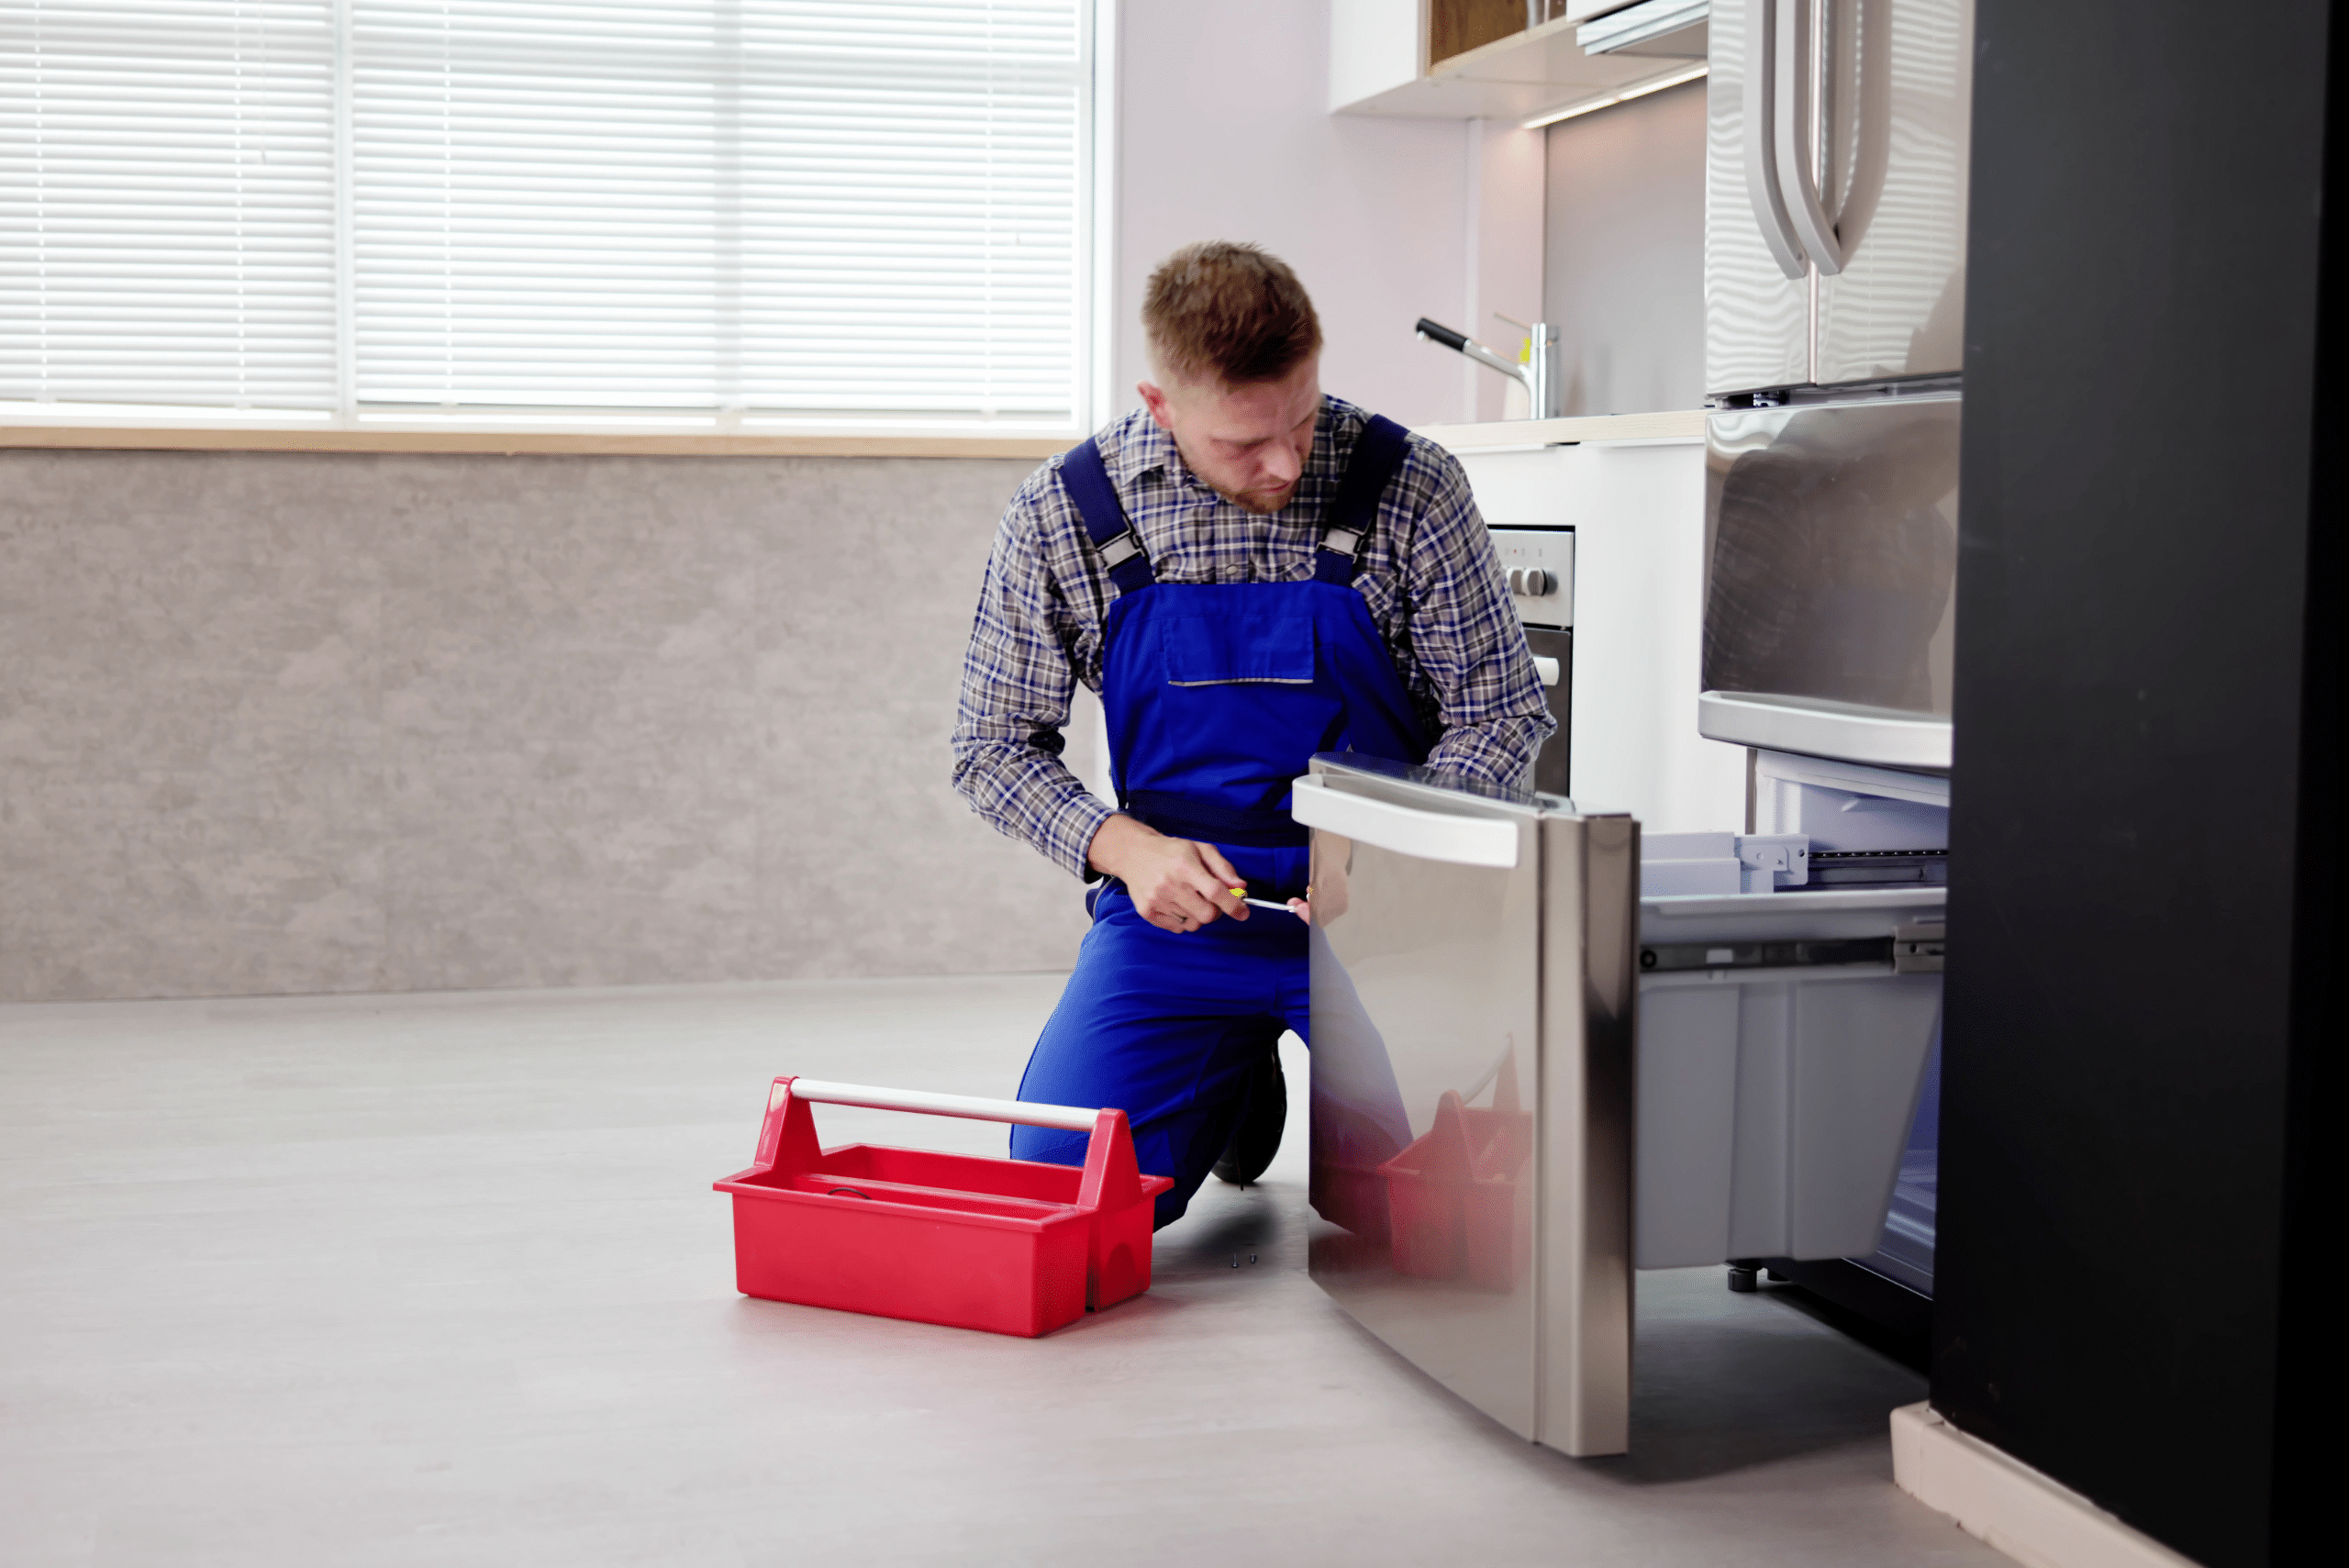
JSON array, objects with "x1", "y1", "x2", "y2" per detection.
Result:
[
  {"x1": 1296, "y1": 759, "x2": 1943, "y2": 1458},
  {"x1": 1296, "y1": 755, "x2": 1638, "y2": 1459},
  {"x1": 1634, "y1": 888, "x2": 1946, "y2": 1268}
]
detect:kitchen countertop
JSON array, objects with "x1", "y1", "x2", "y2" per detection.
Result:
[{"x1": 1416, "y1": 408, "x2": 1706, "y2": 450}]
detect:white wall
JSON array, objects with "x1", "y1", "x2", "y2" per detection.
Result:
[
  {"x1": 1109, "y1": 1, "x2": 1492, "y2": 427},
  {"x1": 1464, "y1": 117, "x2": 1548, "y2": 423}
]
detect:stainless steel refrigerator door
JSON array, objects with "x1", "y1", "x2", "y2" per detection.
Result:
[
  {"x1": 1706, "y1": 0, "x2": 1812, "y2": 396},
  {"x1": 1813, "y1": 0, "x2": 1974, "y2": 384},
  {"x1": 1297, "y1": 759, "x2": 1636, "y2": 1457},
  {"x1": 1699, "y1": 395, "x2": 1960, "y2": 769},
  {"x1": 1539, "y1": 808, "x2": 1638, "y2": 1458},
  {"x1": 1299, "y1": 767, "x2": 1544, "y2": 1440}
]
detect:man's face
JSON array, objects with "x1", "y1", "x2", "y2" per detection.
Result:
[{"x1": 1137, "y1": 354, "x2": 1321, "y2": 516}]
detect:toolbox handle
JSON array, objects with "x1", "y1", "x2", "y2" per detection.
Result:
[
  {"x1": 783, "y1": 1076, "x2": 1100, "y2": 1133},
  {"x1": 755, "y1": 1077, "x2": 1148, "y2": 1221}
]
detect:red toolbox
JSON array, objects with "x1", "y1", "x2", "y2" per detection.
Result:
[{"x1": 714, "y1": 1076, "x2": 1174, "y2": 1338}]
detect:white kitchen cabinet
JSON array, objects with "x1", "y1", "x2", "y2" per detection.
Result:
[
  {"x1": 1330, "y1": 1, "x2": 1702, "y2": 119},
  {"x1": 1330, "y1": 0, "x2": 1430, "y2": 108}
]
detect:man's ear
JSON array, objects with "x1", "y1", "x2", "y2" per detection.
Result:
[{"x1": 1137, "y1": 379, "x2": 1174, "y2": 430}]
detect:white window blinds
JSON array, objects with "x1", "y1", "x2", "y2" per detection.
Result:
[
  {"x1": 0, "y1": 2, "x2": 340, "y2": 411},
  {"x1": 1, "y1": 0, "x2": 1091, "y2": 430}
]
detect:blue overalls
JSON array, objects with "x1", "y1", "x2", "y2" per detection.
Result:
[{"x1": 1008, "y1": 415, "x2": 1429, "y2": 1228}]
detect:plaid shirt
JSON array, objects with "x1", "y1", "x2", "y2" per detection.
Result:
[{"x1": 951, "y1": 395, "x2": 1556, "y2": 878}]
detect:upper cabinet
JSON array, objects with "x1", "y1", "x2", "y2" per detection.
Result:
[{"x1": 1331, "y1": 0, "x2": 1709, "y2": 119}]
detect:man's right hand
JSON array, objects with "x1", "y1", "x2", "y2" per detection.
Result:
[{"x1": 1087, "y1": 815, "x2": 1247, "y2": 934}]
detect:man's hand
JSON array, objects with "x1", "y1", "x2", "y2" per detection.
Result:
[{"x1": 1087, "y1": 815, "x2": 1248, "y2": 934}]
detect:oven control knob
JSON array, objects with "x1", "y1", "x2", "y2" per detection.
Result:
[
  {"x1": 1505, "y1": 567, "x2": 1523, "y2": 594},
  {"x1": 1520, "y1": 568, "x2": 1552, "y2": 595}
]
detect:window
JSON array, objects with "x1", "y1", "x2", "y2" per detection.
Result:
[{"x1": 1, "y1": 1, "x2": 1095, "y2": 434}]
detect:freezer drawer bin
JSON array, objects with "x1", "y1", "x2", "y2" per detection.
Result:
[
  {"x1": 1633, "y1": 892, "x2": 1945, "y2": 1269},
  {"x1": 713, "y1": 1076, "x2": 1174, "y2": 1338}
]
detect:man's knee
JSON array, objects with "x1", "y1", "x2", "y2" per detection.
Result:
[
  {"x1": 1012, "y1": 1118, "x2": 1195, "y2": 1229},
  {"x1": 1008, "y1": 1124, "x2": 1088, "y2": 1168}
]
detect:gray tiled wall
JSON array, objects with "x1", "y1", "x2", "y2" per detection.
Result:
[{"x1": 0, "y1": 450, "x2": 1092, "y2": 1002}]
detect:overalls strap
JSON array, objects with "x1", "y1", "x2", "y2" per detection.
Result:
[
  {"x1": 1311, "y1": 415, "x2": 1411, "y2": 585},
  {"x1": 1059, "y1": 439, "x2": 1156, "y2": 594}
]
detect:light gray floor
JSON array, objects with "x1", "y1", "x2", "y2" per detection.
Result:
[{"x1": 0, "y1": 975, "x2": 2003, "y2": 1567}]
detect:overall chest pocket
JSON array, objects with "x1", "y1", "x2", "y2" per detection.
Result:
[{"x1": 1159, "y1": 613, "x2": 1319, "y2": 687}]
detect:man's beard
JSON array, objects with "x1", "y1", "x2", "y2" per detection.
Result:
[
  {"x1": 1216, "y1": 477, "x2": 1298, "y2": 516},
  {"x1": 1168, "y1": 431, "x2": 1300, "y2": 516}
]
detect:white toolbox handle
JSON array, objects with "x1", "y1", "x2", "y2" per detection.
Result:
[
  {"x1": 1289, "y1": 773, "x2": 1520, "y2": 869},
  {"x1": 781, "y1": 1077, "x2": 1101, "y2": 1133}
]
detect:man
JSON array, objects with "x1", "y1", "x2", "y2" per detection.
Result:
[{"x1": 952, "y1": 241, "x2": 1553, "y2": 1227}]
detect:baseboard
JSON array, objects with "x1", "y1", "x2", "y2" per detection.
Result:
[{"x1": 1890, "y1": 1404, "x2": 2203, "y2": 1568}]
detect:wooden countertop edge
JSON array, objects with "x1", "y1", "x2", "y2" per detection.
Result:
[
  {"x1": 0, "y1": 427, "x2": 1072, "y2": 459},
  {"x1": 1416, "y1": 410, "x2": 1708, "y2": 449}
]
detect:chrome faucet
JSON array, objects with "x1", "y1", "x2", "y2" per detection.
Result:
[{"x1": 1415, "y1": 315, "x2": 1561, "y2": 420}]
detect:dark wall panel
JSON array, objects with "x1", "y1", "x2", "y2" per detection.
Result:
[{"x1": 1936, "y1": 3, "x2": 2333, "y2": 1565}]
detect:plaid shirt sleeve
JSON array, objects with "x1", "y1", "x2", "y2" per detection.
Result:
[
  {"x1": 1391, "y1": 439, "x2": 1558, "y2": 790},
  {"x1": 949, "y1": 461, "x2": 1115, "y2": 879}
]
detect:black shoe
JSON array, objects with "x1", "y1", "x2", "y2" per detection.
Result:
[{"x1": 1211, "y1": 1051, "x2": 1286, "y2": 1186}]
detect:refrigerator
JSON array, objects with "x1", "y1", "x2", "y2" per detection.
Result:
[
  {"x1": 1700, "y1": 0, "x2": 1971, "y2": 773},
  {"x1": 1294, "y1": 2, "x2": 1973, "y2": 1456},
  {"x1": 1702, "y1": 0, "x2": 1970, "y2": 1309}
]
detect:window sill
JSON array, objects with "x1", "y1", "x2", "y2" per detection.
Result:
[{"x1": 0, "y1": 426, "x2": 1073, "y2": 460}]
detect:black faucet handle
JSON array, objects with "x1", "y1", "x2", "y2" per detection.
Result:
[{"x1": 1414, "y1": 317, "x2": 1471, "y2": 352}]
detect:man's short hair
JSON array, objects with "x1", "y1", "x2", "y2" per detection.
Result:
[{"x1": 1142, "y1": 241, "x2": 1323, "y2": 386}]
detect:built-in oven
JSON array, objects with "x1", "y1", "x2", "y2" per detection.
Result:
[{"x1": 1489, "y1": 525, "x2": 1574, "y2": 795}]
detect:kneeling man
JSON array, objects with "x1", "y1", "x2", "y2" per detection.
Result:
[{"x1": 951, "y1": 240, "x2": 1553, "y2": 1227}]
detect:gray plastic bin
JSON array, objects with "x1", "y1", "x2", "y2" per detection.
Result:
[{"x1": 1633, "y1": 886, "x2": 1945, "y2": 1269}]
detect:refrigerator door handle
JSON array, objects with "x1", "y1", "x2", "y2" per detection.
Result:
[
  {"x1": 1289, "y1": 774, "x2": 1521, "y2": 869},
  {"x1": 1774, "y1": 0, "x2": 1845, "y2": 276},
  {"x1": 1743, "y1": 0, "x2": 1809, "y2": 281},
  {"x1": 1697, "y1": 692, "x2": 1953, "y2": 772}
]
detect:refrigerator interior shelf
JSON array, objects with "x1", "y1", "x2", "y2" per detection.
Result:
[{"x1": 1640, "y1": 936, "x2": 1896, "y2": 973}]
